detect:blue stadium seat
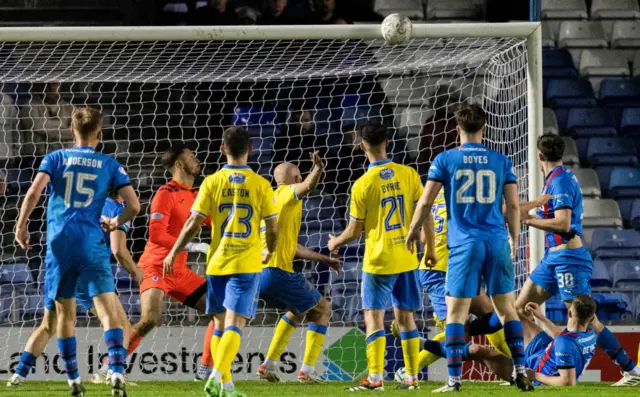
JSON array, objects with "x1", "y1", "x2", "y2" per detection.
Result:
[
  {"x1": 587, "y1": 137, "x2": 638, "y2": 166},
  {"x1": 609, "y1": 167, "x2": 640, "y2": 198},
  {"x1": 593, "y1": 293, "x2": 628, "y2": 322},
  {"x1": 20, "y1": 295, "x2": 45, "y2": 316},
  {"x1": 545, "y1": 79, "x2": 597, "y2": 108},
  {"x1": 248, "y1": 137, "x2": 274, "y2": 163},
  {"x1": 119, "y1": 293, "x2": 141, "y2": 316},
  {"x1": 302, "y1": 195, "x2": 342, "y2": 232},
  {"x1": 542, "y1": 48, "x2": 577, "y2": 78},
  {"x1": 620, "y1": 108, "x2": 640, "y2": 136},
  {"x1": 612, "y1": 260, "x2": 640, "y2": 288},
  {"x1": 0, "y1": 263, "x2": 32, "y2": 285},
  {"x1": 636, "y1": 294, "x2": 640, "y2": 320},
  {"x1": 617, "y1": 198, "x2": 636, "y2": 227},
  {"x1": 232, "y1": 105, "x2": 278, "y2": 137},
  {"x1": 631, "y1": 198, "x2": 640, "y2": 229},
  {"x1": 599, "y1": 79, "x2": 640, "y2": 107},
  {"x1": 112, "y1": 265, "x2": 138, "y2": 290},
  {"x1": 591, "y1": 228, "x2": 640, "y2": 259},
  {"x1": 591, "y1": 259, "x2": 612, "y2": 287},
  {"x1": 566, "y1": 107, "x2": 617, "y2": 137},
  {"x1": 545, "y1": 297, "x2": 567, "y2": 322},
  {"x1": 595, "y1": 166, "x2": 616, "y2": 195}
]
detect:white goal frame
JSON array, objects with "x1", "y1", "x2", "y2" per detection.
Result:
[{"x1": 0, "y1": 22, "x2": 543, "y2": 268}]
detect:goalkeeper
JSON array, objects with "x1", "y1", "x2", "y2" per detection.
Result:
[{"x1": 257, "y1": 153, "x2": 342, "y2": 384}]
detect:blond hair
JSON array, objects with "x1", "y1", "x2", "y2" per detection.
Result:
[{"x1": 71, "y1": 107, "x2": 103, "y2": 139}]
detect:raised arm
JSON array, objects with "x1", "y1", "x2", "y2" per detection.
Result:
[
  {"x1": 294, "y1": 151, "x2": 324, "y2": 199},
  {"x1": 406, "y1": 180, "x2": 442, "y2": 253},
  {"x1": 15, "y1": 172, "x2": 50, "y2": 250}
]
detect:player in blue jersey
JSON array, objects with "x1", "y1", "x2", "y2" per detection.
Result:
[
  {"x1": 14, "y1": 107, "x2": 140, "y2": 397},
  {"x1": 7, "y1": 192, "x2": 143, "y2": 387},
  {"x1": 406, "y1": 103, "x2": 533, "y2": 393},
  {"x1": 516, "y1": 133, "x2": 640, "y2": 387}
]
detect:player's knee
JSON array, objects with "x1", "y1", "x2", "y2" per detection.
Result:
[{"x1": 308, "y1": 299, "x2": 331, "y2": 323}]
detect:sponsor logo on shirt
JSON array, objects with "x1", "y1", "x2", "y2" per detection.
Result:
[
  {"x1": 229, "y1": 173, "x2": 246, "y2": 184},
  {"x1": 150, "y1": 212, "x2": 164, "y2": 220},
  {"x1": 118, "y1": 166, "x2": 127, "y2": 175},
  {"x1": 152, "y1": 275, "x2": 159, "y2": 282},
  {"x1": 379, "y1": 168, "x2": 395, "y2": 180}
]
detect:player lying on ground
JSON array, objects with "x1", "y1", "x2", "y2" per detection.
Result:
[
  {"x1": 421, "y1": 296, "x2": 598, "y2": 387},
  {"x1": 516, "y1": 133, "x2": 640, "y2": 387},
  {"x1": 328, "y1": 122, "x2": 424, "y2": 391},
  {"x1": 165, "y1": 127, "x2": 278, "y2": 397},
  {"x1": 14, "y1": 107, "x2": 140, "y2": 397},
  {"x1": 392, "y1": 190, "x2": 554, "y2": 382},
  {"x1": 8, "y1": 193, "x2": 143, "y2": 387},
  {"x1": 256, "y1": 154, "x2": 343, "y2": 384},
  {"x1": 406, "y1": 103, "x2": 534, "y2": 393},
  {"x1": 113, "y1": 143, "x2": 215, "y2": 382}
]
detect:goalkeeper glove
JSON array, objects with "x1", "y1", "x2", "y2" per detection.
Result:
[{"x1": 186, "y1": 242, "x2": 210, "y2": 254}]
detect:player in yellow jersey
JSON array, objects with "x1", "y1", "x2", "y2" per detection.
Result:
[
  {"x1": 256, "y1": 153, "x2": 343, "y2": 384},
  {"x1": 164, "y1": 127, "x2": 278, "y2": 397},
  {"x1": 328, "y1": 122, "x2": 423, "y2": 391}
]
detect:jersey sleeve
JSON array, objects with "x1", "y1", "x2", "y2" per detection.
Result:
[
  {"x1": 548, "y1": 176, "x2": 573, "y2": 211},
  {"x1": 109, "y1": 159, "x2": 132, "y2": 191},
  {"x1": 412, "y1": 169, "x2": 424, "y2": 203},
  {"x1": 192, "y1": 176, "x2": 214, "y2": 218},
  {"x1": 427, "y1": 153, "x2": 446, "y2": 183},
  {"x1": 261, "y1": 181, "x2": 278, "y2": 221},
  {"x1": 349, "y1": 180, "x2": 366, "y2": 222},
  {"x1": 38, "y1": 151, "x2": 59, "y2": 182},
  {"x1": 554, "y1": 336, "x2": 579, "y2": 369},
  {"x1": 504, "y1": 157, "x2": 517, "y2": 185},
  {"x1": 286, "y1": 184, "x2": 302, "y2": 203},
  {"x1": 148, "y1": 188, "x2": 178, "y2": 249}
]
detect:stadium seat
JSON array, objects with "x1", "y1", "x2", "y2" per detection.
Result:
[
  {"x1": 545, "y1": 297, "x2": 568, "y2": 322},
  {"x1": 119, "y1": 293, "x2": 141, "y2": 316},
  {"x1": 0, "y1": 263, "x2": 32, "y2": 285},
  {"x1": 542, "y1": 48, "x2": 577, "y2": 78},
  {"x1": 599, "y1": 78, "x2": 640, "y2": 107},
  {"x1": 20, "y1": 295, "x2": 44, "y2": 316},
  {"x1": 636, "y1": 295, "x2": 640, "y2": 319},
  {"x1": 631, "y1": 198, "x2": 640, "y2": 229},
  {"x1": 542, "y1": 0, "x2": 588, "y2": 19},
  {"x1": 572, "y1": 168, "x2": 601, "y2": 198},
  {"x1": 595, "y1": 165, "x2": 616, "y2": 195},
  {"x1": 542, "y1": 21, "x2": 556, "y2": 48},
  {"x1": 374, "y1": 0, "x2": 423, "y2": 18},
  {"x1": 612, "y1": 260, "x2": 640, "y2": 288},
  {"x1": 248, "y1": 137, "x2": 274, "y2": 163},
  {"x1": 590, "y1": 228, "x2": 640, "y2": 259},
  {"x1": 587, "y1": 137, "x2": 638, "y2": 166},
  {"x1": 591, "y1": 0, "x2": 640, "y2": 19},
  {"x1": 617, "y1": 198, "x2": 636, "y2": 227},
  {"x1": 566, "y1": 107, "x2": 617, "y2": 137},
  {"x1": 609, "y1": 167, "x2": 640, "y2": 198},
  {"x1": 593, "y1": 293, "x2": 628, "y2": 321},
  {"x1": 591, "y1": 259, "x2": 612, "y2": 287},
  {"x1": 545, "y1": 79, "x2": 596, "y2": 108},
  {"x1": 582, "y1": 199, "x2": 623, "y2": 228},
  {"x1": 612, "y1": 21, "x2": 640, "y2": 48},
  {"x1": 579, "y1": 50, "x2": 630, "y2": 77},
  {"x1": 620, "y1": 107, "x2": 640, "y2": 136},
  {"x1": 543, "y1": 108, "x2": 559, "y2": 135},
  {"x1": 558, "y1": 21, "x2": 608, "y2": 48},
  {"x1": 427, "y1": 0, "x2": 481, "y2": 20},
  {"x1": 302, "y1": 195, "x2": 342, "y2": 232},
  {"x1": 562, "y1": 137, "x2": 580, "y2": 167},
  {"x1": 232, "y1": 105, "x2": 278, "y2": 138}
]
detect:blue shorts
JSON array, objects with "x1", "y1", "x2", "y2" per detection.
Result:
[
  {"x1": 420, "y1": 270, "x2": 447, "y2": 321},
  {"x1": 44, "y1": 283, "x2": 95, "y2": 312},
  {"x1": 44, "y1": 227, "x2": 115, "y2": 309},
  {"x1": 525, "y1": 331, "x2": 553, "y2": 371},
  {"x1": 362, "y1": 270, "x2": 422, "y2": 311},
  {"x1": 446, "y1": 237, "x2": 514, "y2": 298},
  {"x1": 206, "y1": 273, "x2": 261, "y2": 319},
  {"x1": 530, "y1": 247, "x2": 593, "y2": 301},
  {"x1": 260, "y1": 268, "x2": 321, "y2": 314}
]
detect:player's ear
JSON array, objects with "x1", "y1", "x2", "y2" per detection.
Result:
[
  {"x1": 359, "y1": 140, "x2": 366, "y2": 152},
  {"x1": 455, "y1": 125, "x2": 462, "y2": 136},
  {"x1": 220, "y1": 143, "x2": 226, "y2": 156}
]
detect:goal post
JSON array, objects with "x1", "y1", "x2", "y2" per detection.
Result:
[{"x1": 0, "y1": 22, "x2": 542, "y2": 382}]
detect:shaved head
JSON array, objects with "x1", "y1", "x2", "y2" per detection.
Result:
[{"x1": 274, "y1": 162, "x2": 302, "y2": 185}]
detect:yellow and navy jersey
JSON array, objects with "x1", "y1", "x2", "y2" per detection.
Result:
[
  {"x1": 420, "y1": 188, "x2": 449, "y2": 272},
  {"x1": 191, "y1": 165, "x2": 277, "y2": 276},
  {"x1": 349, "y1": 160, "x2": 423, "y2": 275},
  {"x1": 260, "y1": 184, "x2": 302, "y2": 273}
]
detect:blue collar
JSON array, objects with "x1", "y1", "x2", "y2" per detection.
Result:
[
  {"x1": 223, "y1": 164, "x2": 251, "y2": 170},
  {"x1": 72, "y1": 145, "x2": 96, "y2": 151},
  {"x1": 461, "y1": 142, "x2": 485, "y2": 149},
  {"x1": 368, "y1": 159, "x2": 392, "y2": 170}
]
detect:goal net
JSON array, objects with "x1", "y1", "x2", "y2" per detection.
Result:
[{"x1": 0, "y1": 25, "x2": 537, "y2": 382}]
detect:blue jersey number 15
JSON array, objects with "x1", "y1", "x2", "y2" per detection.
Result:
[{"x1": 381, "y1": 194, "x2": 405, "y2": 231}]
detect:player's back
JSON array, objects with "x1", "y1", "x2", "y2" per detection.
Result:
[
  {"x1": 261, "y1": 184, "x2": 302, "y2": 273},
  {"x1": 39, "y1": 147, "x2": 130, "y2": 244},
  {"x1": 350, "y1": 160, "x2": 422, "y2": 274},
  {"x1": 420, "y1": 188, "x2": 448, "y2": 272},
  {"x1": 541, "y1": 328, "x2": 596, "y2": 380},
  {"x1": 192, "y1": 165, "x2": 276, "y2": 276},
  {"x1": 428, "y1": 142, "x2": 517, "y2": 248}
]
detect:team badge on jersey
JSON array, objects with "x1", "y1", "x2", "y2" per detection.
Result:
[
  {"x1": 229, "y1": 173, "x2": 246, "y2": 184},
  {"x1": 379, "y1": 168, "x2": 395, "y2": 180}
]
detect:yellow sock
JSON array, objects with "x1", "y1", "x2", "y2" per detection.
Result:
[
  {"x1": 418, "y1": 331, "x2": 445, "y2": 369},
  {"x1": 214, "y1": 327, "x2": 242, "y2": 380},
  {"x1": 303, "y1": 323, "x2": 327, "y2": 366},
  {"x1": 400, "y1": 329, "x2": 420, "y2": 378},
  {"x1": 210, "y1": 328, "x2": 232, "y2": 382},
  {"x1": 365, "y1": 330, "x2": 386, "y2": 376},
  {"x1": 266, "y1": 316, "x2": 296, "y2": 362},
  {"x1": 486, "y1": 329, "x2": 511, "y2": 358}
]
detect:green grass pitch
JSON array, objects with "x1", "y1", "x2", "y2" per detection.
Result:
[{"x1": 4, "y1": 381, "x2": 635, "y2": 397}]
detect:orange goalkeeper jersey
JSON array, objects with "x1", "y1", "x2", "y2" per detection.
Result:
[{"x1": 138, "y1": 179, "x2": 208, "y2": 271}]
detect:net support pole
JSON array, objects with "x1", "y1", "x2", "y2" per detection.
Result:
[{"x1": 526, "y1": 24, "x2": 543, "y2": 276}]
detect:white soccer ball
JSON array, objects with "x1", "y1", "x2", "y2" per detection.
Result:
[{"x1": 381, "y1": 14, "x2": 412, "y2": 45}]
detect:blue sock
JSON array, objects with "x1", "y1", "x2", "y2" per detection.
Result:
[
  {"x1": 15, "y1": 351, "x2": 37, "y2": 378},
  {"x1": 423, "y1": 339, "x2": 447, "y2": 359},
  {"x1": 597, "y1": 327, "x2": 636, "y2": 372},
  {"x1": 445, "y1": 323, "x2": 465, "y2": 384},
  {"x1": 57, "y1": 337, "x2": 79, "y2": 381},
  {"x1": 503, "y1": 320, "x2": 525, "y2": 372},
  {"x1": 105, "y1": 328, "x2": 126, "y2": 375},
  {"x1": 468, "y1": 312, "x2": 503, "y2": 336}
]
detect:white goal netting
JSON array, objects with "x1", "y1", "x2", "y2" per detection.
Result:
[{"x1": 0, "y1": 34, "x2": 529, "y2": 382}]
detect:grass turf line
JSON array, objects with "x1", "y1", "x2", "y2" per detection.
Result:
[{"x1": 2, "y1": 381, "x2": 630, "y2": 397}]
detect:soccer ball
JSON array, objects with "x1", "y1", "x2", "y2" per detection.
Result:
[{"x1": 381, "y1": 14, "x2": 412, "y2": 45}]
